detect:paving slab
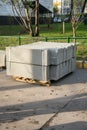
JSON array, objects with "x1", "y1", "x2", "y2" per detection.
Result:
[{"x1": 0, "y1": 69, "x2": 87, "y2": 130}]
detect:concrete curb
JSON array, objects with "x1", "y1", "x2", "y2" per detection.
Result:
[{"x1": 76, "y1": 60, "x2": 87, "y2": 69}]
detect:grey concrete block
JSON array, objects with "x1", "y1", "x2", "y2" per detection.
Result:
[
  {"x1": 62, "y1": 61, "x2": 69, "y2": 76},
  {"x1": 6, "y1": 42, "x2": 76, "y2": 65},
  {"x1": 6, "y1": 62, "x2": 49, "y2": 81},
  {"x1": 59, "y1": 62, "x2": 68, "y2": 78},
  {"x1": 66, "y1": 46, "x2": 73, "y2": 60},
  {"x1": 6, "y1": 42, "x2": 76, "y2": 82},
  {"x1": 68, "y1": 59, "x2": 72, "y2": 73},
  {"x1": 63, "y1": 48, "x2": 67, "y2": 62},
  {"x1": 49, "y1": 65, "x2": 60, "y2": 80},
  {"x1": 71, "y1": 57, "x2": 76, "y2": 71},
  {"x1": 0, "y1": 50, "x2": 6, "y2": 67},
  {"x1": 6, "y1": 47, "x2": 49, "y2": 66},
  {"x1": 72, "y1": 45, "x2": 76, "y2": 58},
  {"x1": 49, "y1": 48, "x2": 64, "y2": 65}
]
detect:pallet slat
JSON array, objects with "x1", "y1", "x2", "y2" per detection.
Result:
[{"x1": 13, "y1": 76, "x2": 51, "y2": 87}]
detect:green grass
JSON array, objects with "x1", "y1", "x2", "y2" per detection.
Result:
[
  {"x1": 77, "y1": 43, "x2": 87, "y2": 60},
  {"x1": 0, "y1": 23, "x2": 87, "y2": 37},
  {"x1": 0, "y1": 23, "x2": 87, "y2": 60},
  {"x1": 0, "y1": 25, "x2": 21, "y2": 36}
]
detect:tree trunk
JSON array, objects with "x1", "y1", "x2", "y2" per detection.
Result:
[
  {"x1": 79, "y1": 0, "x2": 87, "y2": 20},
  {"x1": 25, "y1": 4, "x2": 34, "y2": 36},
  {"x1": 70, "y1": 0, "x2": 76, "y2": 43},
  {"x1": 29, "y1": 25, "x2": 34, "y2": 36},
  {"x1": 72, "y1": 24, "x2": 76, "y2": 43},
  {"x1": 81, "y1": 0, "x2": 87, "y2": 13},
  {"x1": 35, "y1": 0, "x2": 39, "y2": 36},
  {"x1": 63, "y1": 21, "x2": 65, "y2": 34},
  {"x1": 70, "y1": 0, "x2": 73, "y2": 20},
  {"x1": 47, "y1": 17, "x2": 50, "y2": 28}
]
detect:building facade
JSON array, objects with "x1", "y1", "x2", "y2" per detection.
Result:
[
  {"x1": 53, "y1": 0, "x2": 70, "y2": 15},
  {"x1": 0, "y1": 0, "x2": 53, "y2": 25},
  {"x1": 0, "y1": 0, "x2": 53, "y2": 16},
  {"x1": 53, "y1": 0, "x2": 87, "y2": 15}
]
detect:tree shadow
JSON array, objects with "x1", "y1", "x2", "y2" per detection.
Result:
[
  {"x1": 0, "y1": 69, "x2": 87, "y2": 124},
  {"x1": 0, "y1": 69, "x2": 87, "y2": 91},
  {"x1": 0, "y1": 91, "x2": 87, "y2": 123},
  {"x1": 52, "y1": 69, "x2": 87, "y2": 86},
  {"x1": 0, "y1": 84, "x2": 35, "y2": 91},
  {"x1": 42, "y1": 121, "x2": 87, "y2": 130}
]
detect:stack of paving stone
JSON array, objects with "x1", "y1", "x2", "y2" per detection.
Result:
[
  {"x1": 0, "y1": 50, "x2": 6, "y2": 67},
  {"x1": 6, "y1": 42, "x2": 76, "y2": 81}
]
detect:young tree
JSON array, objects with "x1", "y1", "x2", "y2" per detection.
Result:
[
  {"x1": 35, "y1": 0, "x2": 39, "y2": 36},
  {"x1": 2, "y1": 0, "x2": 39, "y2": 37},
  {"x1": 70, "y1": 0, "x2": 86, "y2": 43}
]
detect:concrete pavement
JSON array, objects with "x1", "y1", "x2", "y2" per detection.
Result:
[{"x1": 0, "y1": 69, "x2": 87, "y2": 130}]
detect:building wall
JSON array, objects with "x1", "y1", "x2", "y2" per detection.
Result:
[
  {"x1": 0, "y1": 1, "x2": 18, "y2": 16},
  {"x1": 0, "y1": 0, "x2": 53, "y2": 25},
  {"x1": 0, "y1": 0, "x2": 53, "y2": 16},
  {"x1": 53, "y1": 0, "x2": 87, "y2": 15},
  {"x1": 39, "y1": 0, "x2": 53, "y2": 13}
]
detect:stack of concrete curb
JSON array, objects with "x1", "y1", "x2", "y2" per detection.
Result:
[
  {"x1": 6, "y1": 42, "x2": 76, "y2": 81},
  {"x1": 0, "y1": 50, "x2": 6, "y2": 67}
]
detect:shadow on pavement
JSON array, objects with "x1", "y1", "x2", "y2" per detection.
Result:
[
  {"x1": 0, "y1": 91, "x2": 87, "y2": 123},
  {"x1": 52, "y1": 69, "x2": 87, "y2": 86},
  {"x1": 42, "y1": 121, "x2": 87, "y2": 130}
]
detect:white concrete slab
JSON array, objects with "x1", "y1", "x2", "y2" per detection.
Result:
[
  {"x1": 6, "y1": 42, "x2": 76, "y2": 81},
  {"x1": 6, "y1": 62, "x2": 49, "y2": 81},
  {"x1": 0, "y1": 50, "x2": 6, "y2": 67},
  {"x1": 6, "y1": 47, "x2": 49, "y2": 66}
]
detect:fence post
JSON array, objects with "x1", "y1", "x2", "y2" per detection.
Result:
[
  {"x1": 67, "y1": 37, "x2": 70, "y2": 43},
  {"x1": 18, "y1": 35, "x2": 21, "y2": 45},
  {"x1": 45, "y1": 37, "x2": 48, "y2": 42}
]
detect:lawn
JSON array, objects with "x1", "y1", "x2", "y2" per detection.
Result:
[
  {"x1": 0, "y1": 23, "x2": 87, "y2": 37},
  {"x1": 76, "y1": 43, "x2": 87, "y2": 60},
  {"x1": 0, "y1": 23, "x2": 87, "y2": 60}
]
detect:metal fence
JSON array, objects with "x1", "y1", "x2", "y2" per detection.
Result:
[
  {"x1": 45, "y1": 37, "x2": 87, "y2": 43},
  {"x1": 0, "y1": 36, "x2": 87, "y2": 60},
  {"x1": 0, "y1": 35, "x2": 87, "y2": 48}
]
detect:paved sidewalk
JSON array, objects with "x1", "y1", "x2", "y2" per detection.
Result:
[{"x1": 0, "y1": 69, "x2": 87, "y2": 130}]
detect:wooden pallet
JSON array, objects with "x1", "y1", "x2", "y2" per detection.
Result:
[{"x1": 13, "y1": 76, "x2": 51, "y2": 87}]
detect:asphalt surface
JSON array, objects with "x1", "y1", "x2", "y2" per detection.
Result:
[{"x1": 0, "y1": 68, "x2": 87, "y2": 130}]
